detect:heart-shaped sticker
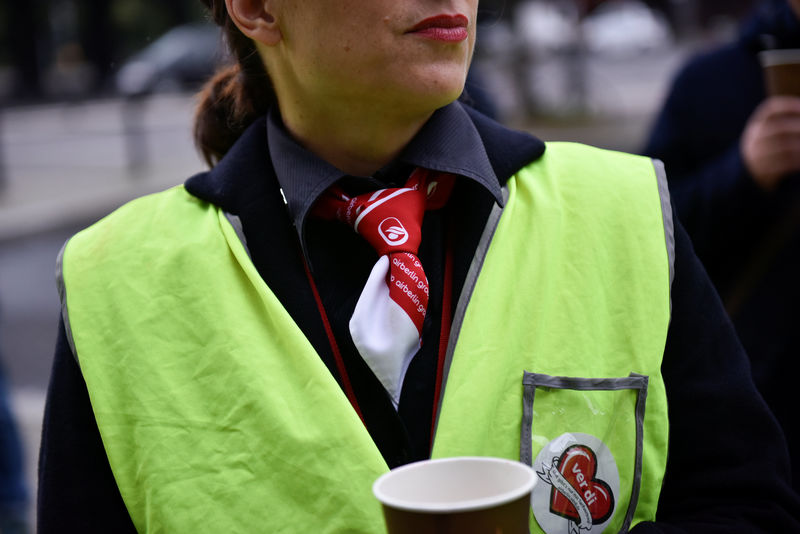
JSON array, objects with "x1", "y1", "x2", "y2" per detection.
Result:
[{"x1": 549, "y1": 445, "x2": 614, "y2": 524}]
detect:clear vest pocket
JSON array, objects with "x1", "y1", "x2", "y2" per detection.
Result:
[{"x1": 521, "y1": 372, "x2": 648, "y2": 534}]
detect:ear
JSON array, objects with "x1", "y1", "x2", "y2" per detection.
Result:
[{"x1": 225, "y1": 0, "x2": 281, "y2": 46}]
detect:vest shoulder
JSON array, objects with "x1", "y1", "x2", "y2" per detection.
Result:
[
  {"x1": 84, "y1": 185, "x2": 200, "y2": 228},
  {"x1": 65, "y1": 186, "x2": 210, "y2": 259},
  {"x1": 521, "y1": 142, "x2": 657, "y2": 180},
  {"x1": 540, "y1": 141, "x2": 651, "y2": 163},
  {"x1": 509, "y1": 142, "x2": 667, "y2": 221}
]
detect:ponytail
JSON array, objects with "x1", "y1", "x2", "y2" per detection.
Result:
[{"x1": 194, "y1": 0, "x2": 275, "y2": 167}]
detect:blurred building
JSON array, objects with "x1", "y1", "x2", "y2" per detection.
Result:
[
  {"x1": 1, "y1": 0, "x2": 764, "y2": 105},
  {"x1": 1, "y1": 0, "x2": 206, "y2": 103},
  {"x1": 472, "y1": 0, "x2": 763, "y2": 120}
]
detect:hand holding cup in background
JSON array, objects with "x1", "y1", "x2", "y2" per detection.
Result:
[{"x1": 741, "y1": 50, "x2": 800, "y2": 190}]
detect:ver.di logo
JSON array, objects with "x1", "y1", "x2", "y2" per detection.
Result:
[{"x1": 532, "y1": 433, "x2": 620, "y2": 534}]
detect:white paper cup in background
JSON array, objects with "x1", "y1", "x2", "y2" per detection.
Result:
[
  {"x1": 372, "y1": 456, "x2": 536, "y2": 534},
  {"x1": 759, "y1": 49, "x2": 800, "y2": 97}
]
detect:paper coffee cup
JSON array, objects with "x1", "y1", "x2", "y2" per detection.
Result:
[
  {"x1": 759, "y1": 49, "x2": 800, "y2": 97},
  {"x1": 373, "y1": 456, "x2": 536, "y2": 534}
]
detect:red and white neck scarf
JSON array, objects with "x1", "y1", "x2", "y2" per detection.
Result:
[{"x1": 313, "y1": 168, "x2": 454, "y2": 405}]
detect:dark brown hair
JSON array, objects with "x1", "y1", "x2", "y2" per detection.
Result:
[{"x1": 194, "y1": 0, "x2": 275, "y2": 167}]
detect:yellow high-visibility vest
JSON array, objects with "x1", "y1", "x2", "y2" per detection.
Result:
[{"x1": 59, "y1": 142, "x2": 672, "y2": 533}]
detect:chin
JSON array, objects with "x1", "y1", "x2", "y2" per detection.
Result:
[
  {"x1": 393, "y1": 86, "x2": 463, "y2": 117},
  {"x1": 406, "y1": 73, "x2": 469, "y2": 111},
  {"x1": 433, "y1": 86, "x2": 467, "y2": 109},
  {"x1": 370, "y1": 64, "x2": 468, "y2": 116}
]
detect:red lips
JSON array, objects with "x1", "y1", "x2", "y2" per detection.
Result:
[{"x1": 407, "y1": 14, "x2": 469, "y2": 42}]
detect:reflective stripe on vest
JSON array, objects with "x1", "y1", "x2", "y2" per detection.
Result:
[{"x1": 59, "y1": 142, "x2": 671, "y2": 533}]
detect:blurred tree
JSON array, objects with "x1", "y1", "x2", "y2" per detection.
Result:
[
  {"x1": 76, "y1": 0, "x2": 115, "y2": 93},
  {"x1": 2, "y1": 0, "x2": 206, "y2": 100},
  {"x1": 74, "y1": 0, "x2": 204, "y2": 94},
  {"x1": 111, "y1": 0, "x2": 205, "y2": 60},
  {"x1": 5, "y1": 0, "x2": 49, "y2": 100}
]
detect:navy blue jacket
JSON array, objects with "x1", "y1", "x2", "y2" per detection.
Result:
[
  {"x1": 39, "y1": 105, "x2": 800, "y2": 532},
  {"x1": 643, "y1": 0, "x2": 800, "y2": 492}
]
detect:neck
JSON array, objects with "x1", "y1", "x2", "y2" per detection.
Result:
[{"x1": 278, "y1": 98, "x2": 434, "y2": 177}]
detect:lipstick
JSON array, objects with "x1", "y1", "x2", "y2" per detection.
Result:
[{"x1": 407, "y1": 14, "x2": 469, "y2": 42}]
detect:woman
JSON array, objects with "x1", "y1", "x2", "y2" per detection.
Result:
[{"x1": 38, "y1": 0, "x2": 800, "y2": 532}]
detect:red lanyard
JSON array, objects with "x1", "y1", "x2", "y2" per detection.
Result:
[
  {"x1": 302, "y1": 257, "x2": 366, "y2": 424},
  {"x1": 302, "y1": 231, "x2": 454, "y2": 439}
]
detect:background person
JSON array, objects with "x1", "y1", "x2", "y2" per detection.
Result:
[
  {"x1": 0, "y1": 303, "x2": 29, "y2": 534},
  {"x1": 38, "y1": 0, "x2": 800, "y2": 531},
  {"x1": 0, "y1": 366, "x2": 28, "y2": 534},
  {"x1": 643, "y1": 0, "x2": 800, "y2": 491}
]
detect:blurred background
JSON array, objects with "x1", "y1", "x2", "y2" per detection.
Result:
[{"x1": 0, "y1": 0, "x2": 761, "y2": 529}]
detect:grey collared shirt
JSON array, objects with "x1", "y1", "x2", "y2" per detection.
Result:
[{"x1": 267, "y1": 101, "x2": 502, "y2": 257}]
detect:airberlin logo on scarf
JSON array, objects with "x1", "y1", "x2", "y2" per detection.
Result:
[{"x1": 379, "y1": 217, "x2": 409, "y2": 247}]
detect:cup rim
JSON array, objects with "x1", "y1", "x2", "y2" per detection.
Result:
[
  {"x1": 759, "y1": 48, "x2": 800, "y2": 67},
  {"x1": 372, "y1": 456, "x2": 537, "y2": 513}
]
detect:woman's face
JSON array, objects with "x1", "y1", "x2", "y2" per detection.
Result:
[{"x1": 268, "y1": 0, "x2": 479, "y2": 116}]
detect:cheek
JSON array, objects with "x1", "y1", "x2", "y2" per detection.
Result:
[{"x1": 325, "y1": 14, "x2": 381, "y2": 56}]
